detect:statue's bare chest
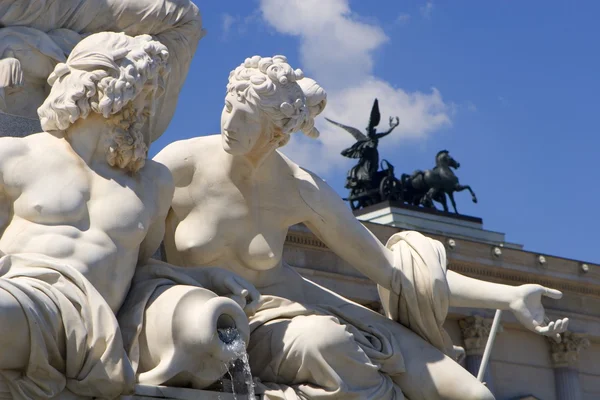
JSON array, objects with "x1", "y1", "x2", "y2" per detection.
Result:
[
  {"x1": 9, "y1": 151, "x2": 91, "y2": 225},
  {"x1": 8, "y1": 148, "x2": 154, "y2": 243},
  {"x1": 175, "y1": 172, "x2": 304, "y2": 268}
]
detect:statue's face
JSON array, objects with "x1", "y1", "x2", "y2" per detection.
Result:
[{"x1": 220, "y1": 91, "x2": 263, "y2": 155}]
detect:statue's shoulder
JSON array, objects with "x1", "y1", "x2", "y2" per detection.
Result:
[
  {"x1": 275, "y1": 151, "x2": 325, "y2": 201},
  {"x1": 0, "y1": 135, "x2": 32, "y2": 169},
  {"x1": 154, "y1": 135, "x2": 219, "y2": 170},
  {"x1": 142, "y1": 158, "x2": 174, "y2": 190}
]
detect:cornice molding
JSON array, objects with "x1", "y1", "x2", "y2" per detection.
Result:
[
  {"x1": 284, "y1": 231, "x2": 600, "y2": 298},
  {"x1": 449, "y1": 261, "x2": 600, "y2": 298}
]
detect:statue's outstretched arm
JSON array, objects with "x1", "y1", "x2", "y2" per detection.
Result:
[
  {"x1": 295, "y1": 163, "x2": 568, "y2": 341},
  {"x1": 296, "y1": 167, "x2": 396, "y2": 289},
  {"x1": 446, "y1": 270, "x2": 568, "y2": 341},
  {"x1": 374, "y1": 116, "x2": 400, "y2": 140}
]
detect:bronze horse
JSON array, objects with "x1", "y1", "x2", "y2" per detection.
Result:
[{"x1": 403, "y1": 150, "x2": 477, "y2": 214}]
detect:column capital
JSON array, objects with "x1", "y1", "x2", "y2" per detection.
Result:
[
  {"x1": 459, "y1": 315, "x2": 502, "y2": 356},
  {"x1": 547, "y1": 331, "x2": 590, "y2": 368}
]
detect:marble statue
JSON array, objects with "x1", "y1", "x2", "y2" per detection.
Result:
[
  {"x1": 0, "y1": 29, "x2": 259, "y2": 400},
  {"x1": 154, "y1": 55, "x2": 570, "y2": 400},
  {"x1": 0, "y1": 0, "x2": 204, "y2": 142},
  {"x1": 0, "y1": 26, "x2": 80, "y2": 118}
]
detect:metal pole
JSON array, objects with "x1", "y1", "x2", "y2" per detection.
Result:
[{"x1": 477, "y1": 309, "x2": 502, "y2": 382}]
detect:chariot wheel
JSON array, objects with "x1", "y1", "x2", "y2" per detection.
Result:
[
  {"x1": 380, "y1": 176, "x2": 401, "y2": 201},
  {"x1": 349, "y1": 199, "x2": 361, "y2": 210}
]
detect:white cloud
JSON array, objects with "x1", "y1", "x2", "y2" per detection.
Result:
[
  {"x1": 221, "y1": 12, "x2": 261, "y2": 39},
  {"x1": 420, "y1": 1, "x2": 435, "y2": 19},
  {"x1": 396, "y1": 13, "x2": 411, "y2": 25},
  {"x1": 222, "y1": 13, "x2": 238, "y2": 37},
  {"x1": 259, "y1": 0, "x2": 452, "y2": 175}
]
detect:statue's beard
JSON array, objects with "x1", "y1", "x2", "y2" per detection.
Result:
[{"x1": 105, "y1": 124, "x2": 148, "y2": 173}]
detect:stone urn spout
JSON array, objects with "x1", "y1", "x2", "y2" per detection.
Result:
[{"x1": 136, "y1": 285, "x2": 251, "y2": 389}]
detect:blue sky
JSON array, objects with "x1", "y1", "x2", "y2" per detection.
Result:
[{"x1": 150, "y1": 1, "x2": 600, "y2": 264}]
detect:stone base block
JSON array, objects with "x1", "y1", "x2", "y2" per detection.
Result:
[{"x1": 122, "y1": 385, "x2": 257, "y2": 400}]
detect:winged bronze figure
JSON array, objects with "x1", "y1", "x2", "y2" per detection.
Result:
[
  {"x1": 326, "y1": 98, "x2": 399, "y2": 190},
  {"x1": 326, "y1": 99, "x2": 400, "y2": 210}
]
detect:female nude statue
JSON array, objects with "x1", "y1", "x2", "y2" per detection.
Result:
[{"x1": 154, "y1": 55, "x2": 568, "y2": 400}]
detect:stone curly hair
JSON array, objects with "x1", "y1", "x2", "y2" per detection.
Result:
[
  {"x1": 226, "y1": 55, "x2": 327, "y2": 147},
  {"x1": 37, "y1": 32, "x2": 169, "y2": 172},
  {"x1": 38, "y1": 31, "x2": 169, "y2": 131}
]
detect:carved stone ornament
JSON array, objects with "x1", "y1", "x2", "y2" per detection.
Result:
[
  {"x1": 547, "y1": 331, "x2": 591, "y2": 368},
  {"x1": 459, "y1": 315, "x2": 502, "y2": 355}
]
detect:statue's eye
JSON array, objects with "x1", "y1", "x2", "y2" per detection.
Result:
[{"x1": 225, "y1": 101, "x2": 232, "y2": 113}]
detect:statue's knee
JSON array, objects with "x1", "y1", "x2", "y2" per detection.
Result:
[
  {"x1": 465, "y1": 382, "x2": 495, "y2": 400},
  {"x1": 290, "y1": 316, "x2": 352, "y2": 357}
]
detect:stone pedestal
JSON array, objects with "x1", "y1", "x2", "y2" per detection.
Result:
[
  {"x1": 459, "y1": 315, "x2": 501, "y2": 393},
  {"x1": 121, "y1": 385, "x2": 256, "y2": 400},
  {"x1": 548, "y1": 332, "x2": 590, "y2": 400},
  {"x1": 353, "y1": 201, "x2": 523, "y2": 249}
]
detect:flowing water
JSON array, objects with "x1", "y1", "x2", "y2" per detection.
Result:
[{"x1": 218, "y1": 328, "x2": 256, "y2": 399}]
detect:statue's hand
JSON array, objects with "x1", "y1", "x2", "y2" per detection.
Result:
[
  {"x1": 205, "y1": 268, "x2": 261, "y2": 317},
  {"x1": 509, "y1": 284, "x2": 568, "y2": 342}
]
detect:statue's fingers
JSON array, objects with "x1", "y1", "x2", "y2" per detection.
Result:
[
  {"x1": 534, "y1": 321, "x2": 554, "y2": 334},
  {"x1": 224, "y1": 276, "x2": 248, "y2": 297},
  {"x1": 556, "y1": 318, "x2": 569, "y2": 333},
  {"x1": 233, "y1": 276, "x2": 259, "y2": 301},
  {"x1": 542, "y1": 287, "x2": 563, "y2": 299},
  {"x1": 233, "y1": 276, "x2": 261, "y2": 316},
  {"x1": 551, "y1": 319, "x2": 562, "y2": 333}
]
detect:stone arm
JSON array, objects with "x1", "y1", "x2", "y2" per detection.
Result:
[
  {"x1": 153, "y1": 142, "x2": 201, "y2": 268},
  {"x1": 297, "y1": 167, "x2": 396, "y2": 289},
  {"x1": 137, "y1": 162, "x2": 176, "y2": 266},
  {"x1": 297, "y1": 167, "x2": 569, "y2": 338}
]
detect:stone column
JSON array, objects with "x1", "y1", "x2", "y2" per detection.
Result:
[
  {"x1": 548, "y1": 332, "x2": 590, "y2": 400},
  {"x1": 459, "y1": 315, "x2": 500, "y2": 392}
]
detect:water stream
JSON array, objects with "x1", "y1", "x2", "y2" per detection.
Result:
[{"x1": 218, "y1": 328, "x2": 256, "y2": 399}]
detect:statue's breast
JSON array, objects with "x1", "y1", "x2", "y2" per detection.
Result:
[{"x1": 11, "y1": 164, "x2": 90, "y2": 226}]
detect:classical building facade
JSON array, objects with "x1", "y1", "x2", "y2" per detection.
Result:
[{"x1": 284, "y1": 201, "x2": 600, "y2": 400}]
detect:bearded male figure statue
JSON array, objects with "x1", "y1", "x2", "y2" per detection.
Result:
[{"x1": 0, "y1": 32, "x2": 258, "y2": 400}]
